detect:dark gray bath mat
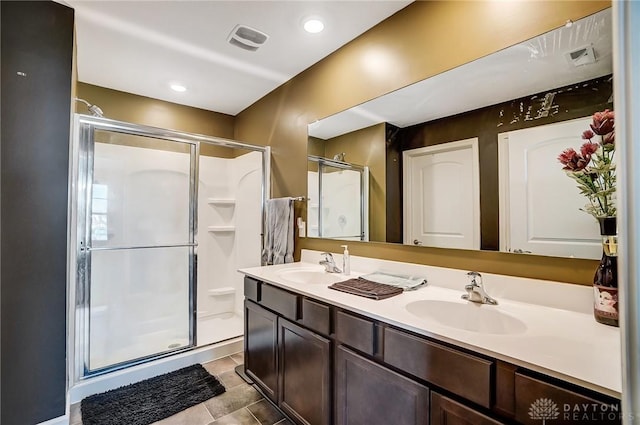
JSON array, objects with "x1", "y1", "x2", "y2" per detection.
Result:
[{"x1": 81, "y1": 364, "x2": 225, "y2": 425}]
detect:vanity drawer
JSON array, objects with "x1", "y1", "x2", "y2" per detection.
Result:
[
  {"x1": 244, "y1": 276, "x2": 260, "y2": 302},
  {"x1": 336, "y1": 310, "x2": 375, "y2": 355},
  {"x1": 431, "y1": 392, "x2": 506, "y2": 425},
  {"x1": 383, "y1": 327, "x2": 493, "y2": 408},
  {"x1": 514, "y1": 372, "x2": 621, "y2": 424},
  {"x1": 300, "y1": 298, "x2": 331, "y2": 336},
  {"x1": 260, "y1": 284, "x2": 299, "y2": 321}
]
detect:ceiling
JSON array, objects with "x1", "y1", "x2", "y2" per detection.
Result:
[
  {"x1": 68, "y1": 0, "x2": 412, "y2": 116},
  {"x1": 309, "y1": 8, "x2": 612, "y2": 140}
]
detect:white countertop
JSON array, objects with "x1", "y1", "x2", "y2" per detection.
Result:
[{"x1": 239, "y1": 250, "x2": 622, "y2": 398}]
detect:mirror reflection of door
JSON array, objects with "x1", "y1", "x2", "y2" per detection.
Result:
[
  {"x1": 499, "y1": 117, "x2": 602, "y2": 259},
  {"x1": 403, "y1": 138, "x2": 480, "y2": 249}
]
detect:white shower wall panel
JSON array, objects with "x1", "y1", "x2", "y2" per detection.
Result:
[
  {"x1": 230, "y1": 151, "x2": 263, "y2": 315},
  {"x1": 197, "y1": 151, "x2": 262, "y2": 325},
  {"x1": 198, "y1": 155, "x2": 233, "y2": 317}
]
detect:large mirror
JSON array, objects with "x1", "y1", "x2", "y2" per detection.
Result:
[{"x1": 307, "y1": 8, "x2": 612, "y2": 260}]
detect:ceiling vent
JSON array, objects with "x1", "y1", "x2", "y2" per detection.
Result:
[
  {"x1": 227, "y1": 24, "x2": 269, "y2": 52},
  {"x1": 565, "y1": 45, "x2": 597, "y2": 67}
]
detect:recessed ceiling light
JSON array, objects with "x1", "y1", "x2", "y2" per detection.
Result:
[
  {"x1": 170, "y1": 84, "x2": 187, "y2": 92},
  {"x1": 304, "y1": 19, "x2": 324, "y2": 34}
]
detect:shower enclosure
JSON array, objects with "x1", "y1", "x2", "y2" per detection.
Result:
[
  {"x1": 307, "y1": 155, "x2": 369, "y2": 241},
  {"x1": 69, "y1": 115, "x2": 269, "y2": 380}
]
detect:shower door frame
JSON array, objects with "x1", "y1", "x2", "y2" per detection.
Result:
[{"x1": 70, "y1": 114, "x2": 271, "y2": 381}]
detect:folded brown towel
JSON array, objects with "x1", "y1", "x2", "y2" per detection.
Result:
[{"x1": 329, "y1": 278, "x2": 403, "y2": 300}]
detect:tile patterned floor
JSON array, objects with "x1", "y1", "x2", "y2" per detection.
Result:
[{"x1": 70, "y1": 352, "x2": 294, "y2": 425}]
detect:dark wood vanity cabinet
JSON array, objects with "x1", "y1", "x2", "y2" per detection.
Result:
[
  {"x1": 245, "y1": 300, "x2": 279, "y2": 401},
  {"x1": 384, "y1": 326, "x2": 493, "y2": 408},
  {"x1": 431, "y1": 392, "x2": 506, "y2": 425},
  {"x1": 244, "y1": 278, "x2": 331, "y2": 425},
  {"x1": 335, "y1": 346, "x2": 430, "y2": 425},
  {"x1": 514, "y1": 372, "x2": 621, "y2": 424},
  {"x1": 279, "y1": 318, "x2": 331, "y2": 425},
  {"x1": 244, "y1": 278, "x2": 620, "y2": 425}
]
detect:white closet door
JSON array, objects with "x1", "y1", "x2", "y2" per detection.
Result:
[
  {"x1": 499, "y1": 117, "x2": 602, "y2": 259},
  {"x1": 403, "y1": 139, "x2": 480, "y2": 249}
]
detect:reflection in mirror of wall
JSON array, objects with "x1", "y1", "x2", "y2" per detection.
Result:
[{"x1": 307, "y1": 8, "x2": 612, "y2": 260}]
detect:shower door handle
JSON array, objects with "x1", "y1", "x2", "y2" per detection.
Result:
[{"x1": 86, "y1": 242, "x2": 199, "y2": 252}]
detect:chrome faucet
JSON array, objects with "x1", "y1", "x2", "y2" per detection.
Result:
[
  {"x1": 319, "y1": 252, "x2": 342, "y2": 273},
  {"x1": 461, "y1": 271, "x2": 498, "y2": 305}
]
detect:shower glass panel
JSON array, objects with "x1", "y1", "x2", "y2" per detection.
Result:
[
  {"x1": 78, "y1": 122, "x2": 197, "y2": 375},
  {"x1": 91, "y1": 131, "x2": 192, "y2": 247},
  {"x1": 308, "y1": 155, "x2": 368, "y2": 241},
  {"x1": 89, "y1": 247, "x2": 191, "y2": 370},
  {"x1": 72, "y1": 115, "x2": 269, "y2": 382}
]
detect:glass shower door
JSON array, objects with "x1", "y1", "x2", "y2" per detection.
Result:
[
  {"x1": 307, "y1": 155, "x2": 368, "y2": 241},
  {"x1": 320, "y1": 165, "x2": 363, "y2": 239},
  {"x1": 78, "y1": 124, "x2": 198, "y2": 374}
]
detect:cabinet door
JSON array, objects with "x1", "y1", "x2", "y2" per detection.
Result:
[
  {"x1": 335, "y1": 346, "x2": 429, "y2": 425},
  {"x1": 245, "y1": 300, "x2": 278, "y2": 401},
  {"x1": 431, "y1": 392, "x2": 505, "y2": 425},
  {"x1": 279, "y1": 318, "x2": 331, "y2": 425},
  {"x1": 514, "y1": 373, "x2": 621, "y2": 425}
]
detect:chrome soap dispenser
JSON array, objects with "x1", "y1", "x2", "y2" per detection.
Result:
[{"x1": 341, "y1": 245, "x2": 350, "y2": 276}]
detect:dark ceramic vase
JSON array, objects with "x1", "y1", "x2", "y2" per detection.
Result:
[{"x1": 593, "y1": 216, "x2": 619, "y2": 327}]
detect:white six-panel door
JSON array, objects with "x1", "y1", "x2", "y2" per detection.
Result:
[
  {"x1": 403, "y1": 139, "x2": 480, "y2": 249},
  {"x1": 498, "y1": 117, "x2": 602, "y2": 259}
]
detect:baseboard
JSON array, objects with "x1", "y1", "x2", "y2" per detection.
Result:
[{"x1": 38, "y1": 414, "x2": 69, "y2": 425}]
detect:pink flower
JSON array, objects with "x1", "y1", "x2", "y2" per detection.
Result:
[
  {"x1": 582, "y1": 130, "x2": 595, "y2": 140},
  {"x1": 590, "y1": 109, "x2": 615, "y2": 136},
  {"x1": 557, "y1": 109, "x2": 616, "y2": 219},
  {"x1": 603, "y1": 131, "x2": 615, "y2": 146},
  {"x1": 580, "y1": 142, "x2": 599, "y2": 158},
  {"x1": 558, "y1": 147, "x2": 590, "y2": 171},
  {"x1": 558, "y1": 148, "x2": 577, "y2": 164}
]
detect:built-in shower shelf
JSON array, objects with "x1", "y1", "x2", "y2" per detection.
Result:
[
  {"x1": 207, "y1": 226, "x2": 236, "y2": 232},
  {"x1": 207, "y1": 198, "x2": 236, "y2": 205},
  {"x1": 309, "y1": 203, "x2": 319, "y2": 208}
]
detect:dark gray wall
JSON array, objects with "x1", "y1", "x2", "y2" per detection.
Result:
[{"x1": 1, "y1": 1, "x2": 74, "y2": 423}]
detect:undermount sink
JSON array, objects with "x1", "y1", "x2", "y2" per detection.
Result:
[
  {"x1": 277, "y1": 268, "x2": 346, "y2": 285},
  {"x1": 405, "y1": 300, "x2": 527, "y2": 335}
]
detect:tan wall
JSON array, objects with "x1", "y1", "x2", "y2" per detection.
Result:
[
  {"x1": 307, "y1": 137, "x2": 326, "y2": 157},
  {"x1": 323, "y1": 124, "x2": 386, "y2": 242},
  {"x1": 76, "y1": 83, "x2": 237, "y2": 157},
  {"x1": 235, "y1": 0, "x2": 610, "y2": 285}
]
